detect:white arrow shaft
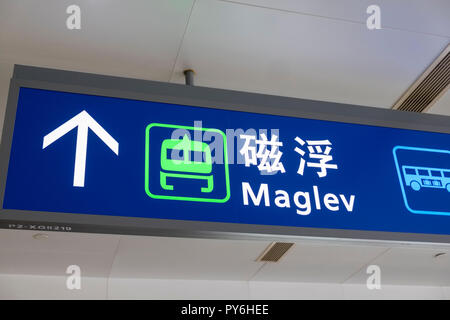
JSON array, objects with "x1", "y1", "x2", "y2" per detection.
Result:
[{"x1": 73, "y1": 123, "x2": 89, "y2": 187}]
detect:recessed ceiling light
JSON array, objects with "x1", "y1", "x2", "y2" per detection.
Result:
[{"x1": 32, "y1": 233, "x2": 49, "y2": 240}]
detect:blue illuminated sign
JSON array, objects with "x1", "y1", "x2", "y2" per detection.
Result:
[{"x1": 2, "y1": 87, "x2": 450, "y2": 236}]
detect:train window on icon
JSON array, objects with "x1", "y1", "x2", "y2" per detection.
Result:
[
  {"x1": 405, "y1": 168, "x2": 416, "y2": 175},
  {"x1": 444, "y1": 171, "x2": 450, "y2": 178},
  {"x1": 431, "y1": 170, "x2": 442, "y2": 177},
  {"x1": 418, "y1": 169, "x2": 429, "y2": 176}
]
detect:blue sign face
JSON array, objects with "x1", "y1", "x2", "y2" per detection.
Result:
[{"x1": 3, "y1": 87, "x2": 450, "y2": 235}]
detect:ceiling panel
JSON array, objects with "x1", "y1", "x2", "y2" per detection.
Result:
[
  {"x1": 0, "y1": 229, "x2": 120, "y2": 277},
  {"x1": 1, "y1": 229, "x2": 450, "y2": 287},
  {"x1": 341, "y1": 283, "x2": 445, "y2": 299},
  {"x1": 251, "y1": 243, "x2": 389, "y2": 283},
  {"x1": 345, "y1": 247, "x2": 450, "y2": 286},
  {"x1": 0, "y1": 274, "x2": 107, "y2": 300},
  {"x1": 109, "y1": 235, "x2": 270, "y2": 280},
  {"x1": 249, "y1": 281, "x2": 344, "y2": 299},
  {"x1": 108, "y1": 278, "x2": 250, "y2": 300},
  {"x1": 0, "y1": 0, "x2": 194, "y2": 81},
  {"x1": 225, "y1": 0, "x2": 450, "y2": 37},
  {"x1": 170, "y1": 0, "x2": 448, "y2": 108}
]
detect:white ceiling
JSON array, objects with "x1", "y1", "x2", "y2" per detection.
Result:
[
  {"x1": 346, "y1": 246, "x2": 450, "y2": 286},
  {"x1": 109, "y1": 235, "x2": 269, "y2": 280},
  {"x1": 1, "y1": 229, "x2": 449, "y2": 287},
  {"x1": 0, "y1": 0, "x2": 449, "y2": 291},
  {"x1": 0, "y1": 228, "x2": 119, "y2": 277},
  {"x1": 430, "y1": 90, "x2": 450, "y2": 116},
  {"x1": 225, "y1": 0, "x2": 450, "y2": 37},
  {"x1": 170, "y1": 0, "x2": 448, "y2": 108},
  {"x1": 0, "y1": 0, "x2": 448, "y2": 109},
  {"x1": 0, "y1": 0, "x2": 195, "y2": 80}
]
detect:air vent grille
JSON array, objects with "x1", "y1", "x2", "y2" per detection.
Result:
[
  {"x1": 257, "y1": 242, "x2": 294, "y2": 262},
  {"x1": 393, "y1": 45, "x2": 450, "y2": 113}
]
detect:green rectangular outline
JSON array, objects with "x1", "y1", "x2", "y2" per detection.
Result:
[{"x1": 145, "y1": 122, "x2": 230, "y2": 203}]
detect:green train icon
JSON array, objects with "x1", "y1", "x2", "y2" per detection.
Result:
[{"x1": 160, "y1": 135, "x2": 214, "y2": 193}]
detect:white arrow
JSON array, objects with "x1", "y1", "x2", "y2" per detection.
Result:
[{"x1": 43, "y1": 110, "x2": 119, "y2": 187}]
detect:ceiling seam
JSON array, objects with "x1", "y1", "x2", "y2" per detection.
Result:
[
  {"x1": 340, "y1": 247, "x2": 392, "y2": 285},
  {"x1": 219, "y1": 0, "x2": 450, "y2": 39},
  {"x1": 247, "y1": 261, "x2": 267, "y2": 282},
  {"x1": 105, "y1": 235, "x2": 123, "y2": 299},
  {"x1": 168, "y1": 0, "x2": 197, "y2": 82}
]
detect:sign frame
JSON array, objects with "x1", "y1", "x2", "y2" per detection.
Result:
[{"x1": 1, "y1": 64, "x2": 450, "y2": 244}]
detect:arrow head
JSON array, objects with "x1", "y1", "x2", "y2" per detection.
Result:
[{"x1": 43, "y1": 110, "x2": 119, "y2": 187}]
